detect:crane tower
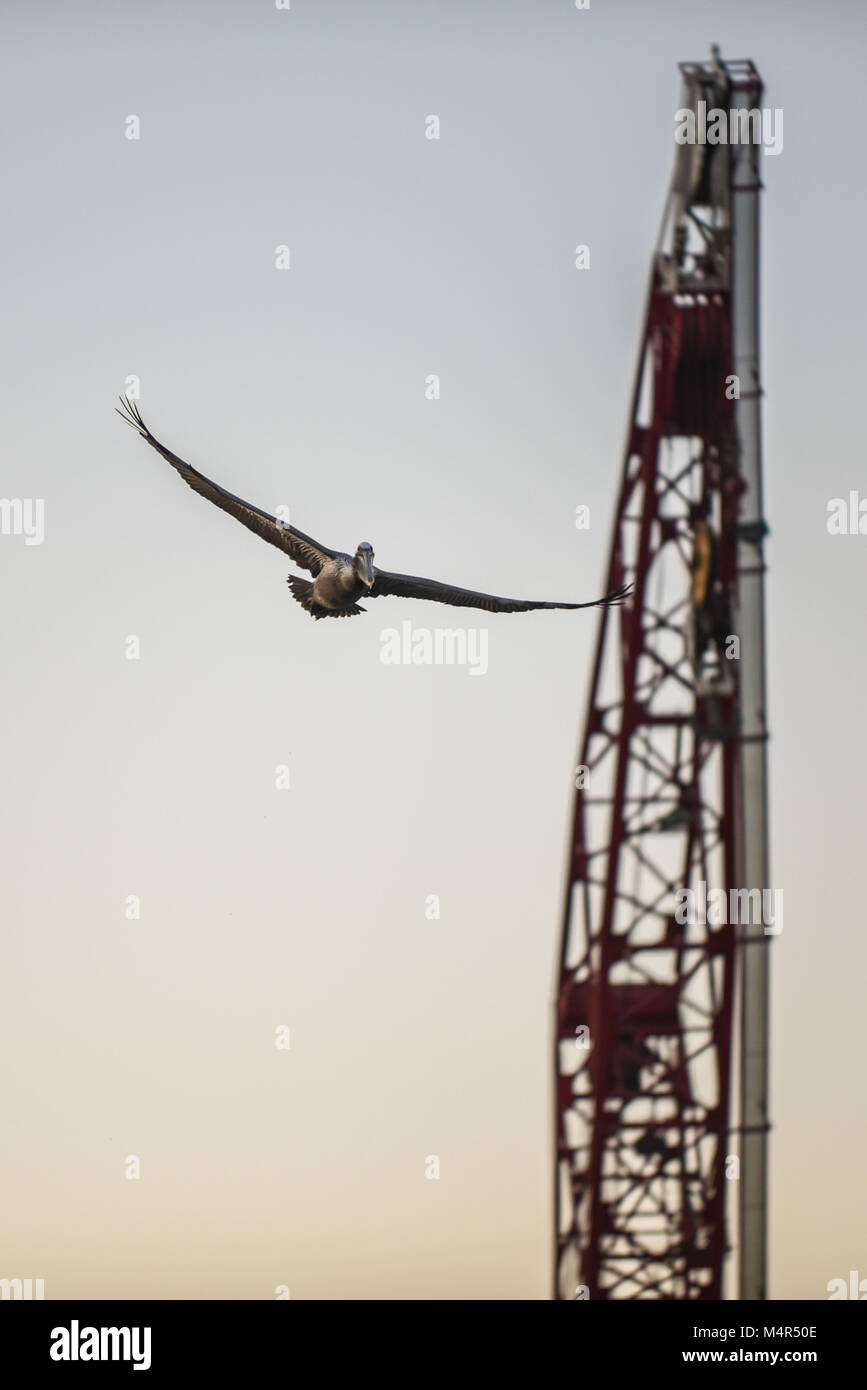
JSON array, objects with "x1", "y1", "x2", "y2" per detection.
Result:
[{"x1": 553, "y1": 53, "x2": 770, "y2": 1301}]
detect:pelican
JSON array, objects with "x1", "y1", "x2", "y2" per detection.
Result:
[{"x1": 117, "y1": 398, "x2": 632, "y2": 620}]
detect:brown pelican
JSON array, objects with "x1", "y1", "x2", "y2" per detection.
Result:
[{"x1": 117, "y1": 398, "x2": 632, "y2": 620}]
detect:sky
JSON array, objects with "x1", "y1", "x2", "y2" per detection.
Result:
[{"x1": 1, "y1": 0, "x2": 865, "y2": 1300}]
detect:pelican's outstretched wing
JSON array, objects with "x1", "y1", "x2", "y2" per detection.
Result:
[
  {"x1": 370, "y1": 568, "x2": 632, "y2": 614},
  {"x1": 116, "y1": 397, "x2": 336, "y2": 577}
]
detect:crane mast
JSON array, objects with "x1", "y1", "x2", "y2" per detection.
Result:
[{"x1": 553, "y1": 53, "x2": 769, "y2": 1301}]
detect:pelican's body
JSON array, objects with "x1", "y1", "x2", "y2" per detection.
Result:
[
  {"x1": 117, "y1": 398, "x2": 632, "y2": 620},
  {"x1": 312, "y1": 555, "x2": 363, "y2": 610},
  {"x1": 290, "y1": 549, "x2": 374, "y2": 619}
]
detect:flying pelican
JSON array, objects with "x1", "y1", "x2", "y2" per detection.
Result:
[{"x1": 117, "y1": 398, "x2": 632, "y2": 621}]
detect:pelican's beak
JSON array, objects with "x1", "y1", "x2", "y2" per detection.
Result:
[{"x1": 357, "y1": 551, "x2": 375, "y2": 588}]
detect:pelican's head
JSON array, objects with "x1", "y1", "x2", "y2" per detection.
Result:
[{"x1": 355, "y1": 541, "x2": 375, "y2": 589}]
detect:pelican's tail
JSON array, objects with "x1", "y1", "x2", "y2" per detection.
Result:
[{"x1": 287, "y1": 574, "x2": 366, "y2": 620}]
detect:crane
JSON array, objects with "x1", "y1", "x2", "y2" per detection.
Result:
[{"x1": 553, "y1": 52, "x2": 770, "y2": 1301}]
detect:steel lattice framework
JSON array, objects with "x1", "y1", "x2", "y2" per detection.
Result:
[{"x1": 553, "y1": 55, "x2": 768, "y2": 1301}]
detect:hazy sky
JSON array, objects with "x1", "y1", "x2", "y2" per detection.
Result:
[{"x1": 2, "y1": 0, "x2": 865, "y2": 1299}]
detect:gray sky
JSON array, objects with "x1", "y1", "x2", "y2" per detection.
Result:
[{"x1": 2, "y1": 0, "x2": 865, "y2": 1299}]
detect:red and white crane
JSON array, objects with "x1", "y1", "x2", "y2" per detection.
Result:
[{"x1": 553, "y1": 52, "x2": 770, "y2": 1301}]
